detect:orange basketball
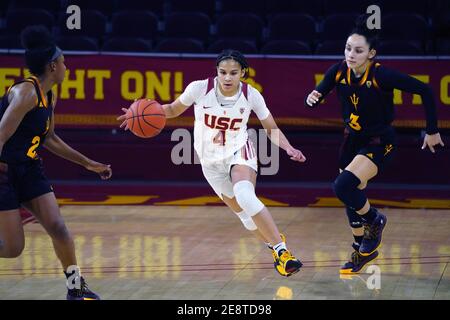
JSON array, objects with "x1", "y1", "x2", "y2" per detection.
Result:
[{"x1": 126, "y1": 99, "x2": 166, "y2": 138}]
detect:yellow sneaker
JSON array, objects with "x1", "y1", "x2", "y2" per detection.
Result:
[
  {"x1": 275, "y1": 250, "x2": 303, "y2": 277},
  {"x1": 270, "y1": 234, "x2": 289, "y2": 276},
  {"x1": 269, "y1": 234, "x2": 302, "y2": 277},
  {"x1": 270, "y1": 234, "x2": 286, "y2": 262}
]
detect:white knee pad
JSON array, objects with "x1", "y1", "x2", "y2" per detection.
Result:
[
  {"x1": 233, "y1": 181, "x2": 265, "y2": 217},
  {"x1": 235, "y1": 210, "x2": 257, "y2": 231}
]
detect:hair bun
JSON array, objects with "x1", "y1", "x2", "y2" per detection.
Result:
[
  {"x1": 21, "y1": 25, "x2": 54, "y2": 50},
  {"x1": 355, "y1": 14, "x2": 371, "y2": 28}
]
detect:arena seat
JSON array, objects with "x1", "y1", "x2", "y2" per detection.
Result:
[
  {"x1": 155, "y1": 38, "x2": 204, "y2": 53},
  {"x1": 6, "y1": 9, "x2": 55, "y2": 33},
  {"x1": 164, "y1": 12, "x2": 211, "y2": 43},
  {"x1": 207, "y1": 39, "x2": 258, "y2": 54},
  {"x1": 102, "y1": 37, "x2": 152, "y2": 52},
  {"x1": 261, "y1": 40, "x2": 311, "y2": 55},
  {"x1": 57, "y1": 35, "x2": 99, "y2": 51},
  {"x1": 268, "y1": 14, "x2": 317, "y2": 44},
  {"x1": 112, "y1": 11, "x2": 158, "y2": 40}
]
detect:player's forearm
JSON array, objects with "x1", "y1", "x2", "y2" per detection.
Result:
[
  {"x1": 0, "y1": 130, "x2": 10, "y2": 146},
  {"x1": 379, "y1": 68, "x2": 439, "y2": 134},
  {"x1": 413, "y1": 83, "x2": 439, "y2": 134},
  {"x1": 162, "y1": 103, "x2": 186, "y2": 119},
  {"x1": 422, "y1": 87, "x2": 439, "y2": 134},
  {"x1": 305, "y1": 63, "x2": 339, "y2": 108},
  {"x1": 162, "y1": 104, "x2": 176, "y2": 118},
  {"x1": 162, "y1": 98, "x2": 190, "y2": 119},
  {"x1": 43, "y1": 134, "x2": 91, "y2": 167},
  {"x1": 265, "y1": 128, "x2": 292, "y2": 151}
]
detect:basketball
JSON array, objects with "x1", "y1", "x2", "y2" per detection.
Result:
[{"x1": 126, "y1": 99, "x2": 166, "y2": 138}]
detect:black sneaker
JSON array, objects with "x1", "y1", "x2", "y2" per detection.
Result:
[
  {"x1": 340, "y1": 243, "x2": 379, "y2": 274},
  {"x1": 66, "y1": 277, "x2": 100, "y2": 300},
  {"x1": 360, "y1": 212, "x2": 387, "y2": 256}
]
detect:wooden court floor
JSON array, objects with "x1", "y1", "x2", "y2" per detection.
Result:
[{"x1": 0, "y1": 205, "x2": 449, "y2": 300}]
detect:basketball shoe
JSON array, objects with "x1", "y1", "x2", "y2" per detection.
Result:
[
  {"x1": 359, "y1": 211, "x2": 387, "y2": 256},
  {"x1": 268, "y1": 234, "x2": 302, "y2": 276},
  {"x1": 269, "y1": 234, "x2": 288, "y2": 276},
  {"x1": 66, "y1": 277, "x2": 100, "y2": 300},
  {"x1": 340, "y1": 242, "x2": 378, "y2": 274}
]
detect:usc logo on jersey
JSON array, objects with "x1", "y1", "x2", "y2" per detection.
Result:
[{"x1": 204, "y1": 114, "x2": 242, "y2": 131}]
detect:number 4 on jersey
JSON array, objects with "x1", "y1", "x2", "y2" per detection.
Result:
[{"x1": 213, "y1": 130, "x2": 226, "y2": 146}]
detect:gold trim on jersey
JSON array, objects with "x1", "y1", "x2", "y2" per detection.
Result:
[
  {"x1": 5, "y1": 78, "x2": 40, "y2": 106},
  {"x1": 372, "y1": 63, "x2": 381, "y2": 90},
  {"x1": 346, "y1": 61, "x2": 373, "y2": 86},
  {"x1": 335, "y1": 69, "x2": 343, "y2": 83},
  {"x1": 29, "y1": 76, "x2": 48, "y2": 108},
  {"x1": 372, "y1": 77, "x2": 379, "y2": 89}
]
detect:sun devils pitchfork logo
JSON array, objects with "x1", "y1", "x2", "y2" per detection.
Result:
[{"x1": 350, "y1": 93, "x2": 359, "y2": 111}]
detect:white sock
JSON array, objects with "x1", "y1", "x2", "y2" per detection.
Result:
[{"x1": 273, "y1": 242, "x2": 287, "y2": 257}]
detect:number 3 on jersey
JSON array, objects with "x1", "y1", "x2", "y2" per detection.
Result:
[
  {"x1": 213, "y1": 130, "x2": 226, "y2": 146},
  {"x1": 349, "y1": 113, "x2": 362, "y2": 131},
  {"x1": 26, "y1": 136, "x2": 41, "y2": 159}
]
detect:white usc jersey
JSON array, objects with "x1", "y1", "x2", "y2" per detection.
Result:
[{"x1": 179, "y1": 77, "x2": 270, "y2": 164}]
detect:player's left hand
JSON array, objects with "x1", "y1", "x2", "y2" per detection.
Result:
[
  {"x1": 422, "y1": 132, "x2": 444, "y2": 153},
  {"x1": 85, "y1": 161, "x2": 112, "y2": 180},
  {"x1": 286, "y1": 147, "x2": 306, "y2": 162}
]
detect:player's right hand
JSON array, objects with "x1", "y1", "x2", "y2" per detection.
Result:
[
  {"x1": 286, "y1": 147, "x2": 306, "y2": 163},
  {"x1": 306, "y1": 90, "x2": 322, "y2": 106},
  {"x1": 85, "y1": 160, "x2": 112, "y2": 180},
  {"x1": 117, "y1": 108, "x2": 129, "y2": 131}
]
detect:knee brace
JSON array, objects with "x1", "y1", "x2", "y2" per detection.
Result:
[
  {"x1": 345, "y1": 206, "x2": 363, "y2": 228},
  {"x1": 333, "y1": 170, "x2": 367, "y2": 211},
  {"x1": 235, "y1": 210, "x2": 257, "y2": 231},
  {"x1": 233, "y1": 181, "x2": 265, "y2": 217}
]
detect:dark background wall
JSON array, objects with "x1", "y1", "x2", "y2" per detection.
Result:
[{"x1": 40, "y1": 127, "x2": 450, "y2": 185}]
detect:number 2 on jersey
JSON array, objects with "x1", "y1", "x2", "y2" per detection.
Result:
[
  {"x1": 26, "y1": 136, "x2": 41, "y2": 159},
  {"x1": 213, "y1": 130, "x2": 226, "y2": 146}
]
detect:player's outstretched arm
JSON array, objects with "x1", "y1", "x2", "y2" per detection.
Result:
[
  {"x1": 161, "y1": 98, "x2": 190, "y2": 119},
  {"x1": 43, "y1": 113, "x2": 112, "y2": 179},
  {"x1": 304, "y1": 63, "x2": 340, "y2": 108},
  {"x1": 117, "y1": 98, "x2": 190, "y2": 131},
  {"x1": 260, "y1": 114, "x2": 306, "y2": 163},
  {"x1": 44, "y1": 134, "x2": 112, "y2": 179},
  {"x1": 376, "y1": 67, "x2": 445, "y2": 153}
]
